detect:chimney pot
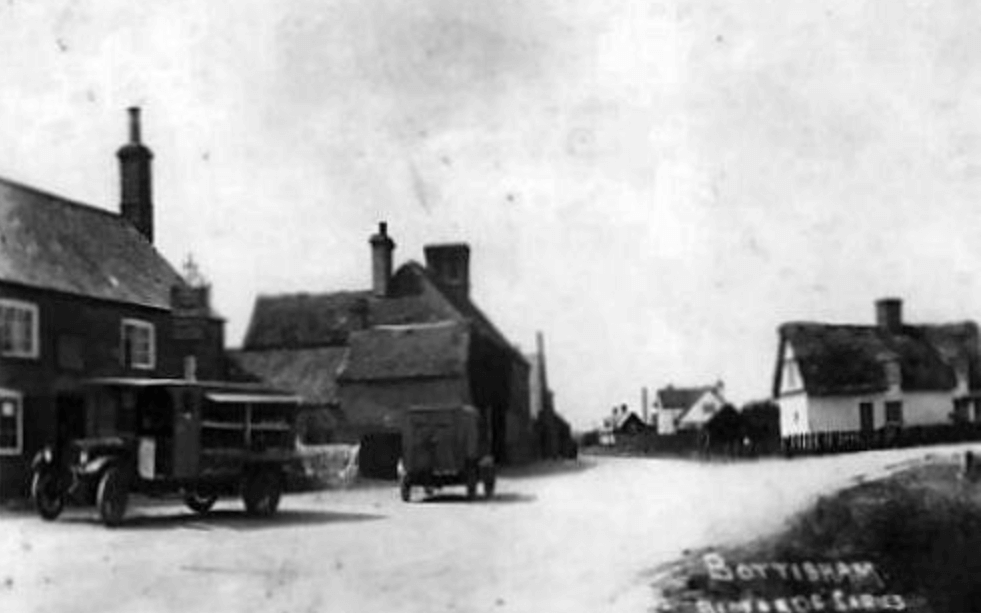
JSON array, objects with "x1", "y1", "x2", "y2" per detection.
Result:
[
  {"x1": 370, "y1": 222, "x2": 396, "y2": 298},
  {"x1": 128, "y1": 107, "x2": 141, "y2": 143}
]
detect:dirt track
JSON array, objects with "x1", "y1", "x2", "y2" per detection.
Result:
[{"x1": 2, "y1": 444, "x2": 974, "y2": 613}]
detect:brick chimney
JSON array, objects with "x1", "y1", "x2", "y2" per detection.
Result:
[
  {"x1": 424, "y1": 243, "x2": 470, "y2": 301},
  {"x1": 875, "y1": 298, "x2": 903, "y2": 333},
  {"x1": 117, "y1": 107, "x2": 154, "y2": 243},
  {"x1": 370, "y1": 222, "x2": 395, "y2": 298}
]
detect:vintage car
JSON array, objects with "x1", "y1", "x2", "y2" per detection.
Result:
[
  {"x1": 397, "y1": 404, "x2": 495, "y2": 502},
  {"x1": 30, "y1": 378, "x2": 303, "y2": 526}
]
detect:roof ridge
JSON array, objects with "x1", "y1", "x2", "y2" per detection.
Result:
[{"x1": 0, "y1": 174, "x2": 122, "y2": 221}]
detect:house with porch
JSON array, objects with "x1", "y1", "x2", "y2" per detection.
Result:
[
  {"x1": 0, "y1": 109, "x2": 226, "y2": 498},
  {"x1": 773, "y1": 298, "x2": 981, "y2": 437}
]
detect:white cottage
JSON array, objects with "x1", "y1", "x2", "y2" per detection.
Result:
[
  {"x1": 654, "y1": 383, "x2": 726, "y2": 434},
  {"x1": 773, "y1": 298, "x2": 981, "y2": 437}
]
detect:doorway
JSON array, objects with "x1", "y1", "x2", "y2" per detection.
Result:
[{"x1": 55, "y1": 393, "x2": 87, "y2": 450}]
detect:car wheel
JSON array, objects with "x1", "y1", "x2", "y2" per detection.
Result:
[
  {"x1": 184, "y1": 491, "x2": 218, "y2": 514},
  {"x1": 97, "y1": 466, "x2": 128, "y2": 527},
  {"x1": 31, "y1": 470, "x2": 64, "y2": 521},
  {"x1": 243, "y1": 469, "x2": 282, "y2": 517}
]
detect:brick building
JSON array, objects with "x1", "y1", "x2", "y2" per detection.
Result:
[{"x1": 0, "y1": 109, "x2": 226, "y2": 498}]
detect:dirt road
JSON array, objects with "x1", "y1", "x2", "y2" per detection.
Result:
[{"x1": 1, "y1": 444, "x2": 973, "y2": 613}]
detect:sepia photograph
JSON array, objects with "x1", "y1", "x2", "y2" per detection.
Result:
[{"x1": 2, "y1": 1, "x2": 981, "y2": 612}]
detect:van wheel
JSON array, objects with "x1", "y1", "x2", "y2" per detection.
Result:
[
  {"x1": 243, "y1": 469, "x2": 282, "y2": 517},
  {"x1": 32, "y1": 470, "x2": 64, "y2": 521},
  {"x1": 97, "y1": 467, "x2": 128, "y2": 527},
  {"x1": 184, "y1": 491, "x2": 218, "y2": 514},
  {"x1": 400, "y1": 476, "x2": 411, "y2": 503}
]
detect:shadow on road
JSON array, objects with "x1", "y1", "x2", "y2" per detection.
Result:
[
  {"x1": 417, "y1": 492, "x2": 536, "y2": 505},
  {"x1": 499, "y1": 458, "x2": 596, "y2": 480},
  {"x1": 60, "y1": 508, "x2": 385, "y2": 531}
]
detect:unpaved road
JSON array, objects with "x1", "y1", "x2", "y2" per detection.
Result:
[{"x1": 1, "y1": 444, "x2": 974, "y2": 613}]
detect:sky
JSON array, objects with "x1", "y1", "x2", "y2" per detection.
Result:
[{"x1": 3, "y1": 0, "x2": 981, "y2": 429}]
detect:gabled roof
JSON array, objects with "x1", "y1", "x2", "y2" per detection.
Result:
[
  {"x1": 337, "y1": 322, "x2": 469, "y2": 382},
  {"x1": 0, "y1": 176, "x2": 183, "y2": 310},
  {"x1": 776, "y1": 321, "x2": 981, "y2": 396},
  {"x1": 657, "y1": 386, "x2": 718, "y2": 411},
  {"x1": 226, "y1": 346, "x2": 349, "y2": 405}
]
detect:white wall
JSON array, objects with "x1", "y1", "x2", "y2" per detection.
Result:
[
  {"x1": 657, "y1": 408, "x2": 684, "y2": 434},
  {"x1": 779, "y1": 391, "x2": 957, "y2": 436},
  {"x1": 778, "y1": 394, "x2": 809, "y2": 436}
]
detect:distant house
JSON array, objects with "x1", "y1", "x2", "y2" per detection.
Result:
[
  {"x1": 615, "y1": 411, "x2": 646, "y2": 435},
  {"x1": 0, "y1": 109, "x2": 227, "y2": 498},
  {"x1": 231, "y1": 224, "x2": 533, "y2": 472},
  {"x1": 654, "y1": 383, "x2": 726, "y2": 434},
  {"x1": 773, "y1": 298, "x2": 981, "y2": 437}
]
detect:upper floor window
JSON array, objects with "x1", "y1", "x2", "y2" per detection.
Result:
[
  {"x1": 0, "y1": 299, "x2": 39, "y2": 359},
  {"x1": 0, "y1": 389, "x2": 23, "y2": 455},
  {"x1": 121, "y1": 319, "x2": 155, "y2": 370}
]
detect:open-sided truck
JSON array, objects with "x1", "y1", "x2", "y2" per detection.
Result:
[
  {"x1": 30, "y1": 378, "x2": 302, "y2": 526},
  {"x1": 397, "y1": 404, "x2": 495, "y2": 502}
]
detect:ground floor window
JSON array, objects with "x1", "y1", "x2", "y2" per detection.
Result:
[
  {"x1": 0, "y1": 389, "x2": 23, "y2": 455},
  {"x1": 885, "y1": 400, "x2": 903, "y2": 426}
]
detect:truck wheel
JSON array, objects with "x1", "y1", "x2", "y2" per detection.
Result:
[
  {"x1": 243, "y1": 469, "x2": 282, "y2": 517},
  {"x1": 184, "y1": 491, "x2": 218, "y2": 514},
  {"x1": 97, "y1": 467, "x2": 128, "y2": 527},
  {"x1": 32, "y1": 470, "x2": 64, "y2": 521},
  {"x1": 483, "y1": 475, "x2": 496, "y2": 499},
  {"x1": 466, "y1": 467, "x2": 478, "y2": 500}
]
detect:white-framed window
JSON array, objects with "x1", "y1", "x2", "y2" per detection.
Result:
[
  {"x1": 0, "y1": 299, "x2": 39, "y2": 359},
  {"x1": 0, "y1": 389, "x2": 23, "y2": 455},
  {"x1": 121, "y1": 318, "x2": 156, "y2": 370}
]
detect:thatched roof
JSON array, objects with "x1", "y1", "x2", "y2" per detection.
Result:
[
  {"x1": 337, "y1": 322, "x2": 469, "y2": 382},
  {"x1": 227, "y1": 346, "x2": 349, "y2": 405},
  {"x1": 777, "y1": 321, "x2": 981, "y2": 396}
]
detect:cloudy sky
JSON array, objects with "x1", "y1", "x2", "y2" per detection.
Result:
[{"x1": 3, "y1": 0, "x2": 981, "y2": 428}]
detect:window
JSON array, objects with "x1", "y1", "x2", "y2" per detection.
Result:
[
  {"x1": 121, "y1": 319, "x2": 155, "y2": 370},
  {"x1": 0, "y1": 389, "x2": 23, "y2": 455},
  {"x1": 885, "y1": 401, "x2": 903, "y2": 426},
  {"x1": 0, "y1": 299, "x2": 39, "y2": 359}
]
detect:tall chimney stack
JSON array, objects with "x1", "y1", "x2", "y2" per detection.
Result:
[
  {"x1": 875, "y1": 298, "x2": 903, "y2": 333},
  {"x1": 117, "y1": 107, "x2": 154, "y2": 243},
  {"x1": 424, "y1": 243, "x2": 471, "y2": 301},
  {"x1": 370, "y1": 222, "x2": 395, "y2": 298}
]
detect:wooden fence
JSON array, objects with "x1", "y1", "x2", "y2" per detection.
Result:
[{"x1": 781, "y1": 423, "x2": 981, "y2": 457}]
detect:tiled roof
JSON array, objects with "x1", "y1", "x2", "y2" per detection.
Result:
[
  {"x1": 227, "y1": 346, "x2": 350, "y2": 405},
  {"x1": 337, "y1": 322, "x2": 469, "y2": 381},
  {"x1": 0, "y1": 176, "x2": 183, "y2": 310},
  {"x1": 777, "y1": 321, "x2": 981, "y2": 396}
]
